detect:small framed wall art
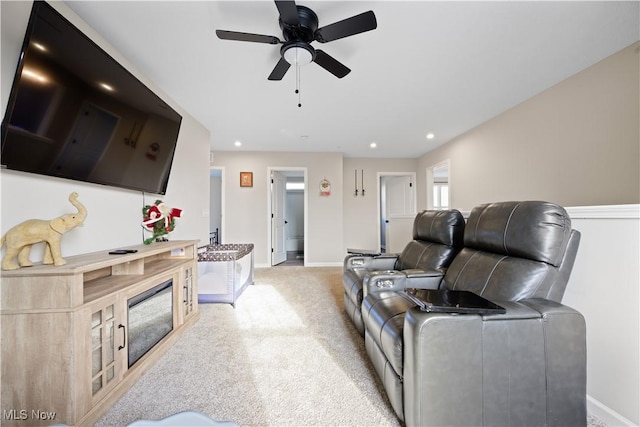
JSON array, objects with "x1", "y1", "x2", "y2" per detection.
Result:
[{"x1": 240, "y1": 171, "x2": 253, "y2": 187}]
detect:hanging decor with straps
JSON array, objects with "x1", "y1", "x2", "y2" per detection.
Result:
[{"x1": 319, "y1": 177, "x2": 331, "y2": 196}]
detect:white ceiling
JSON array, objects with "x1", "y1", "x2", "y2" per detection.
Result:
[{"x1": 65, "y1": 1, "x2": 639, "y2": 159}]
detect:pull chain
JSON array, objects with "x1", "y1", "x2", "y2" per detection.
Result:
[{"x1": 295, "y1": 63, "x2": 302, "y2": 107}]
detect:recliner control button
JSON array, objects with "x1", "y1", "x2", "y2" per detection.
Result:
[{"x1": 377, "y1": 280, "x2": 394, "y2": 288}]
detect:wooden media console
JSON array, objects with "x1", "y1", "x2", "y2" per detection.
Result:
[{"x1": 1, "y1": 240, "x2": 199, "y2": 426}]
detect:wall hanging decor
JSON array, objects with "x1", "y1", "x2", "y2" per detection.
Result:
[
  {"x1": 320, "y1": 177, "x2": 331, "y2": 196},
  {"x1": 240, "y1": 171, "x2": 253, "y2": 187},
  {"x1": 354, "y1": 169, "x2": 365, "y2": 196},
  {"x1": 141, "y1": 200, "x2": 182, "y2": 244},
  {"x1": 146, "y1": 142, "x2": 160, "y2": 160}
]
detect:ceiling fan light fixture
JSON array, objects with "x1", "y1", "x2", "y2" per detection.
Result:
[{"x1": 283, "y1": 43, "x2": 314, "y2": 66}]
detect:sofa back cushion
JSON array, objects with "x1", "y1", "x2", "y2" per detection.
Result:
[
  {"x1": 463, "y1": 201, "x2": 571, "y2": 267},
  {"x1": 396, "y1": 210, "x2": 465, "y2": 271},
  {"x1": 442, "y1": 201, "x2": 578, "y2": 302}
]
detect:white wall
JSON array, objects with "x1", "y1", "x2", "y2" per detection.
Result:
[
  {"x1": 1, "y1": 1, "x2": 210, "y2": 258},
  {"x1": 563, "y1": 205, "x2": 640, "y2": 426}
]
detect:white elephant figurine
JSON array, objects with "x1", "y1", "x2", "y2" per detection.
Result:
[{"x1": 1, "y1": 192, "x2": 87, "y2": 270}]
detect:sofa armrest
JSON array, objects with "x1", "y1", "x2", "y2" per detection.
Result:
[
  {"x1": 402, "y1": 299, "x2": 586, "y2": 426},
  {"x1": 347, "y1": 248, "x2": 382, "y2": 256},
  {"x1": 343, "y1": 253, "x2": 399, "y2": 272},
  {"x1": 363, "y1": 269, "x2": 444, "y2": 297}
]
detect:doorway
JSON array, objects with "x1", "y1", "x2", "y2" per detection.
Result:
[
  {"x1": 378, "y1": 172, "x2": 417, "y2": 253},
  {"x1": 209, "y1": 167, "x2": 224, "y2": 245},
  {"x1": 54, "y1": 102, "x2": 118, "y2": 177},
  {"x1": 268, "y1": 167, "x2": 307, "y2": 266}
]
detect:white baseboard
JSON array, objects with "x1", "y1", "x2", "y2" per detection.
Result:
[
  {"x1": 255, "y1": 262, "x2": 342, "y2": 268},
  {"x1": 301, "y1": 262, "x2": 342, "y2": 267},
  {"x1": 588, "y1": 395, "x2": 638, "y2": 426}
]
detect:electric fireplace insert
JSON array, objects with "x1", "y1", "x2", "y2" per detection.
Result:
[{"x1": 127, "y1": 279, "x2": 173, "y2": 367}]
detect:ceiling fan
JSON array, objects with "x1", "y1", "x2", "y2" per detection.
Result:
[{"x1": 215, "y1": 1, "x2": 377, "y2": 80}]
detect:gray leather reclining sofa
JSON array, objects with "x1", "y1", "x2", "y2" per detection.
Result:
[
  {"x1": 343, "y1": 209, "x2": 465, "y2": 335},
  {"x1": 347, "y1": 201, "x2": 585, "y2": 426}
]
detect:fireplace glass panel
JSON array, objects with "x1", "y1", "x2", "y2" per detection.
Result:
[{"x1": 127, "y1": 279, "x2": 173, "y2": 367}]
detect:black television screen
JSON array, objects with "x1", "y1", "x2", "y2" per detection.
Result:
[{"x1": 1, "y1": 1, "x2": 182, "y2": 195}]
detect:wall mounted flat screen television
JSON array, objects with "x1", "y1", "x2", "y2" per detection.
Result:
[{"x1": 1, "y1": 1, "x2": 182, "y2": 195}]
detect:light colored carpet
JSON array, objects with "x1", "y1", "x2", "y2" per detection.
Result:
[
  {"x1": 97, "y1": 266, "x2": 608, "y2": 427},
  {"x1": 96, "y1": 267, "x2": 399, "y2": 426}
]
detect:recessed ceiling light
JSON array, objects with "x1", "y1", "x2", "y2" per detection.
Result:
[
  {"x1": 370, "y1": 142, "x2": 377, "y2": 148},
  {"x1": 234, "y1": 141, "x2": 242, "y2": 147},
  {"x1": 426, "y1": 133, "x2": 435, "y2": 140},
  {"x1": 99, "y1": 82, "x2": 114, "y2": 91}
]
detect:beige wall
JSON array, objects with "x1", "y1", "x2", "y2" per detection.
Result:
[
  {"x1": 210, "y1": 154, "x2": 420, "y2": 266},
  {"x1": 211, "y1": 151, "x2": 344, "y2": 267},
  {"x1": 419, "y1": 42, "x2": 640, "y2": 211},
  {"x1": 343, "y1": 158, "x2": 419, "y2": 251},
  {"x1": 1, "y1": 1, "x2": 211, "y2": 256}
]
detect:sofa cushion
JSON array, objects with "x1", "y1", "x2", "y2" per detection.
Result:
[
  {"x1": 362, "y1": 291, "x2": 416, "y2": 376},
  {"x1": 442, "y1": 249, "x2": 559, "y2": 301},
  {"x1": 445, "y1": 201, "x2": 576, "y2": 302},
  {"x1": 365, "y1": 329, "x2": 405, "y2": 421},
  {"x1": 343, "y1": 268, "x2": 368, "y2": 305},
  {"x1": 413, "y1": 209, "x2": 465, "y2": 246},
  {"x1": 464, "y1": 201, "x2": 571, "y2": 267},
  {"x1": 396, "y1": 241, "x2": 457, "y2": 272},
  {"x1": 395, "y1": 210, "x2": 465, "y2": 271}
]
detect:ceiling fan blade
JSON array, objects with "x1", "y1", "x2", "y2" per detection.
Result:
[
  {"x1": 216, "y1": 30, "x2": 280, "y2": 45},
  {"x1": 275, "y1": 1, "x2": 300, "y2": 26},
  {"x1": 313, "y1": 50, "x2": 350, "y2": 78},
  {"x1": 268, "y1": 57, "x2": 291, "y2": 80},
  {"x1": 315, "y1": 11, "x2": 377, "y2": 43}
]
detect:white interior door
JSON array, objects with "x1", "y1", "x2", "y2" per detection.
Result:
[
  {"x1": 55, "y1": 102, "x2": 117, "y2": 177},
  {"x1": 380, "y1": 174, "x2": 416, "y2": 252},
  {"x1": 385, "y1": 175, "x2": 415, "y2": 215},
  {"x1": 271, "y1": 171, "x2": 287, "y2": 265}
]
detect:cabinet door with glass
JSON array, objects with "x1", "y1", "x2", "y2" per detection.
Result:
[
  {"x1": 86, "y1": 295, "x2": 127, "y2": 404},
  {"x1": 180, "y1": 263, "x2": 197, "y2": 324}
]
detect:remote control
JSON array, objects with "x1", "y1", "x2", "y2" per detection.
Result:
[{"x1": 108, "y1": 249, "x2": 138, "y2": 255}]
